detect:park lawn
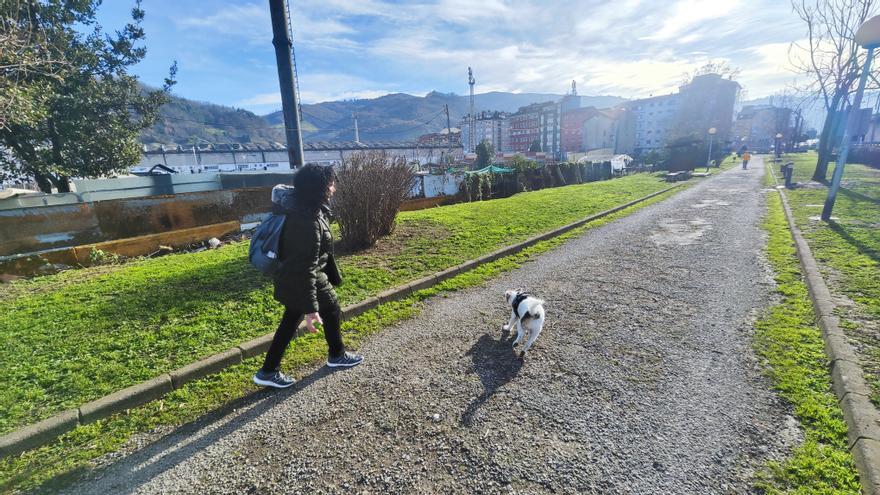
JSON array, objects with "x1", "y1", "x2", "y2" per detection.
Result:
[
  {"x1": 0, "y1": 172, "x2": 677, "y2": 436},
  {"x1": 753, "y1": 190, "x2": 860, "y2": 494},
  {"x1": 0, "y1": 181, "x2": 688, "y2": 494},
  {"x1": 776, "y1": 152, "x2": 880, "y2": 406}
]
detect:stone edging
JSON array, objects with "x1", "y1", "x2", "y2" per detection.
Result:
[
  {"x1": 0, "y1": 183, "x2": 684, "y2": 459},
  {"x1": 769, "y1": 165, "x2": 880, "y2": 495}
]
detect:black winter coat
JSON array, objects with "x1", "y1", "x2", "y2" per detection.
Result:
[{"x1": 272, "y1": 199, "x2": 342, "y2": 313}]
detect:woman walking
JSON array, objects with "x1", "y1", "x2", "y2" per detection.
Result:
[{"x1": 254, "y1": 164, "x2": 363, "y2": 389}]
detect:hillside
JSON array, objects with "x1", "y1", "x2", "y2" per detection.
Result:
[
  {"x1": 143, "y1": 91, "x2": 627, "y2": 145},
  {"x1": 142, "y1": 94, "x2": 284, "y2": 145}
]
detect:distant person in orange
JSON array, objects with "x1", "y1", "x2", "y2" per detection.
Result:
[{"x1": 742, "y1": 151, "x2": 751, "y2": 170}]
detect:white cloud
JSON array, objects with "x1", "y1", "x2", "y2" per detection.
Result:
[
  {"x1": 185, "y1": 0, "x2": 811, "y2": 112},
  {"x1": 640, "y1": 0, "x2": 741, "y2": 42}
]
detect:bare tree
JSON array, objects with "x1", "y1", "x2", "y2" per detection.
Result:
[
  {"x1": 680, "y1": 61, "x2": 741, "y2": 86},
  {"x1": 790, "y1": 0, "x2": 878, "y2": 181}
]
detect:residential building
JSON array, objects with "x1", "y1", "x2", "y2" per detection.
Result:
[
  {"x1": 671, "y1": 73, "x2": 742, "y2": 143},
  {"x1": 733, "y1": 105, "x2": 793, "y2": 152},
  {"x1": 582, "y1": 108, "x2": 624, "y2": 152},
  {"x1": 627, "y1": 73, "x2": 741, "y2": 154},
  {"x1": 631, "y1": 94, "x2": 680, "y2": 152},
  {"x1": 417, "y1": 128, "x2": 461, "y2": 147},
  {"x1": 508, "y1": 102, "x2": 561, "y2": 156},
  {"x1": 561, "y1": 107, "x2": 600, "y2": 153},
  {"x1": 459, "y1": 111, "x2": 510, "y2": 152}
]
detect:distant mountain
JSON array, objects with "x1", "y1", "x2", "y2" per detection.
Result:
[
  {"x1": 265, "y1": 91, "x2": 626, "y2": 142},
  {"x1": 142, "y1": 93, "x2": 284, "y2": 145},
  {"x1": 143, "y1": 90, "x2": 626, "y2": 145}
]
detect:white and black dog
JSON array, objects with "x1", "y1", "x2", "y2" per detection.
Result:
[{"x1": 503, "y1": 289, "x2": 546, "y2": 357}]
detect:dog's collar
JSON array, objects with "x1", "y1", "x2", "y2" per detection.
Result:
[{"x1": 512, "y1": 292, "x2": 530, "y2": 317}]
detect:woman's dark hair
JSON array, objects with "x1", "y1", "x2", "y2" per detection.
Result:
[{"x1": 293, "y1": 164, "x2": 335, "y2": 207}]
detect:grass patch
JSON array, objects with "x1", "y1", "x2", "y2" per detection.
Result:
[
  {"x1": 775, "y1": 153, "x2": 880, "y2": 407},
  {"x1": 0, "y1": 184, "x2": 685, "y2": 494},
  {"x1": 0, "y1": 173, "x2": 678, "y2": 436},
  {"x1": 753, "y1": 188, "x2": 860, "y2": 494}
]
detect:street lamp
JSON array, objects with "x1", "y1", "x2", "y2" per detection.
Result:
[
  {"x1": 706, "y1": 127, "x2": 717, "y2": 171},
  {"x1": 822, "y1": 14, "x2": 880, "y2": 220},
  {"x1": 775, "y1": 133, "x2": 783, "y2": 158}
]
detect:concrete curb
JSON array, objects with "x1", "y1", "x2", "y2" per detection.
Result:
[
  {"x1": 0, "y1": 183, "x2": 684, "y2": 459},
  {"x1": 770, "y1": 166, "x2": 880, "y2": 495}
]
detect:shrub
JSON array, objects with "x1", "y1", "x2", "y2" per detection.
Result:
[{"x1": 332, "y1": 151, "x2": 416, "y2": 250}]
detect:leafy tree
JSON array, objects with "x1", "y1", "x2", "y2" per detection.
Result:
[
  {"x1": 0, "y1": 1, "x2": 176, "y2": 192},
  {"x1": 474, "y1": 139, "x2": 494, "y2": 168},
  {"x1": 528, "y1": 139, "x2": 542, "y2": 152},
  {"x1": 508, "y1": 154, "x2": 537, "y2": 173},
  {"x1": 663, "y1": 134, "x2": 707, "y2": 172}
]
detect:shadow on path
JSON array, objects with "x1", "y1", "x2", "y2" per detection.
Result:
[
  {"x1": 460, "y1": 333, "x2": 523, "y2": 427},
  {"x1": 45, "y1": 366, "x2": 337, "y2": 495}
]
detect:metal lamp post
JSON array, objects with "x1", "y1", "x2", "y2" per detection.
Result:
[
  {"x1": 775, "y1": 133, "x2": 783, "y2": 159},
  {"x1": 706, "y1": 127, "x2": 717, "y2": 171},
  {"x1": 822, "y1": 15, "x2": 880, "y2": 221}
]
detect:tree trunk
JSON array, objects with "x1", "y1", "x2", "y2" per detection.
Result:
[
  {"x1": 32, "y1": 170, "x2": 54, "y2": 194},
  {"x1": 54, "y1": 176, "x2": 71, "y2": 193},
  {"x1": 814, "y1": 92, "x2": 844, "y2": 182}
]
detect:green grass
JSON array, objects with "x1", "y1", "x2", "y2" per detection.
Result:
[
  {"x1": 774, "y1": 153, "x2": 880, "y2": 406},
  {"x1": 0, "y1": 173, "x2": 677, "y2": 437},
  {"x1": 753, "y1": 188, "x2": 860, "y2": 494},
  {"x1": 0, "y1": 183, "x2": 686, "y2": 494}
]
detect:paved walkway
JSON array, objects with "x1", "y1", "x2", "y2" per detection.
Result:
[{"x1": 63, "y1": 157, "x2": 797, "y2": 494}]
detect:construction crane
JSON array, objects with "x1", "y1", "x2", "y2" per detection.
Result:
[{"x1": 468, "y1": 67, "x2": 476, "y2": 153}]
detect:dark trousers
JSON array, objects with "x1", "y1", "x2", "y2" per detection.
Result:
[{"x1": 261, "y1": 290, "x2": 345, "y2": 372}]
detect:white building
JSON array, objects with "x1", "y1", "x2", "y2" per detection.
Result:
[
  {"x1": 459, "y1": 112, "x2": 510, "y2": 153},
  {"x1": 632, "y1": 94, "x2": 680, "y2": 152},
  {"x1": 133, "y1": 141, "x2": 464, "y2": 175}
]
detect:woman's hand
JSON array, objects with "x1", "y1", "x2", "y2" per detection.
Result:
[{"x1": 305, "y1": 312, "x2": 323, "y2": 333}]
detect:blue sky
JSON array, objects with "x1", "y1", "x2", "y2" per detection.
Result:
[{"x1": 96, "y1": 0, "x2": 807, "y2": 115}]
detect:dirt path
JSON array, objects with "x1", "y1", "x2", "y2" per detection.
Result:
[{"x1": 62, "y1": 158, "x2": 797, "y2": 494}]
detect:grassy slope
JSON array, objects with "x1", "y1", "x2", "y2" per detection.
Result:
[
  {"x1": 0, "y1": 184, "x2": 687, "y2": 494},
  {"x1": 753, "y1": 186, "x2": 859, "y2": 494},
  {"x1": 776, "y1": 153, "x2": 880, "y2": 406},
  {"x1": 0, "y1": 173, "x2": 674, "y2": 435}
]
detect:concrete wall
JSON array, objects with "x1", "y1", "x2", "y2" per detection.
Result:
[{"x1": 0, "y1": 187, "x2": 273, "y2": 257}]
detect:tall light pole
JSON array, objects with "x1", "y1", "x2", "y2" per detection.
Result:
[
  {"x1": 269, "y1": 0, "x2": 305, "y2": 169},
  {"x1": 822, "y1": 15, "x2": 880, "y2": 220},
  {"x1": 706, "y1": 127, "x2": 717, "y2": 171}
]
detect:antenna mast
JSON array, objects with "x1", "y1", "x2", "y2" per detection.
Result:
[
  {"x1": 353, "y1": 112, "x2": 360, "y2": 143},
  {"x1": 468, "y1": 67, "x2": 476, "y2": 153}
]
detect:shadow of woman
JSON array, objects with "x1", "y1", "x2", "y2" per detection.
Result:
[{"x1": 460, "y1": 332, "x2": 523, "y2": 427}]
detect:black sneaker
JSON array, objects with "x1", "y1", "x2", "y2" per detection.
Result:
[
  {"x1": 252, "y1": 370, "x2": 295, "y2": 389},
  {"x1": 327, "y1": 351, "x2": 364, "y2": 368}
]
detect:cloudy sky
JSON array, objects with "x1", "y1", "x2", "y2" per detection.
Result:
[{"x1": 96, "y1": 0, "x2": 807, "y2": 115}]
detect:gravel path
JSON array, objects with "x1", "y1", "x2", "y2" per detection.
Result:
[{"x1": 63, "y1": 157, "x2": 799, "y2": 494}]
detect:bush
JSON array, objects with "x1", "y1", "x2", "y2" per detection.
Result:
[
  {"x1": 332, "y1": 151, "x2": 416, "y2": 250},
  {"x1": 848, "y1": 145, "x2": 880, "y2": 169}
]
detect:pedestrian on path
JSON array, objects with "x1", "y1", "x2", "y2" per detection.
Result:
[
  {"x1": 742, "y1": 151, "x2": 751, "y2": 170},
  {"x1": 253, "y1": 164, "x2": 363, "y2": 389}
]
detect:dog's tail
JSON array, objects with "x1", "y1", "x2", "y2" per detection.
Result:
[{"x1": 530, "y1": 301, "x2": 545, "y2": 322}]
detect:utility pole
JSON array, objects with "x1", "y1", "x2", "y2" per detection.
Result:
[
  {"x1": 353, "y1": 112, "x2": 360, "y2": 144},
  {"x1": 269, "y1": 0, "x2": 304, "y2": 168},
  {"x1": 468, "y1": 67, "x2": 476, "y2": 153}
]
